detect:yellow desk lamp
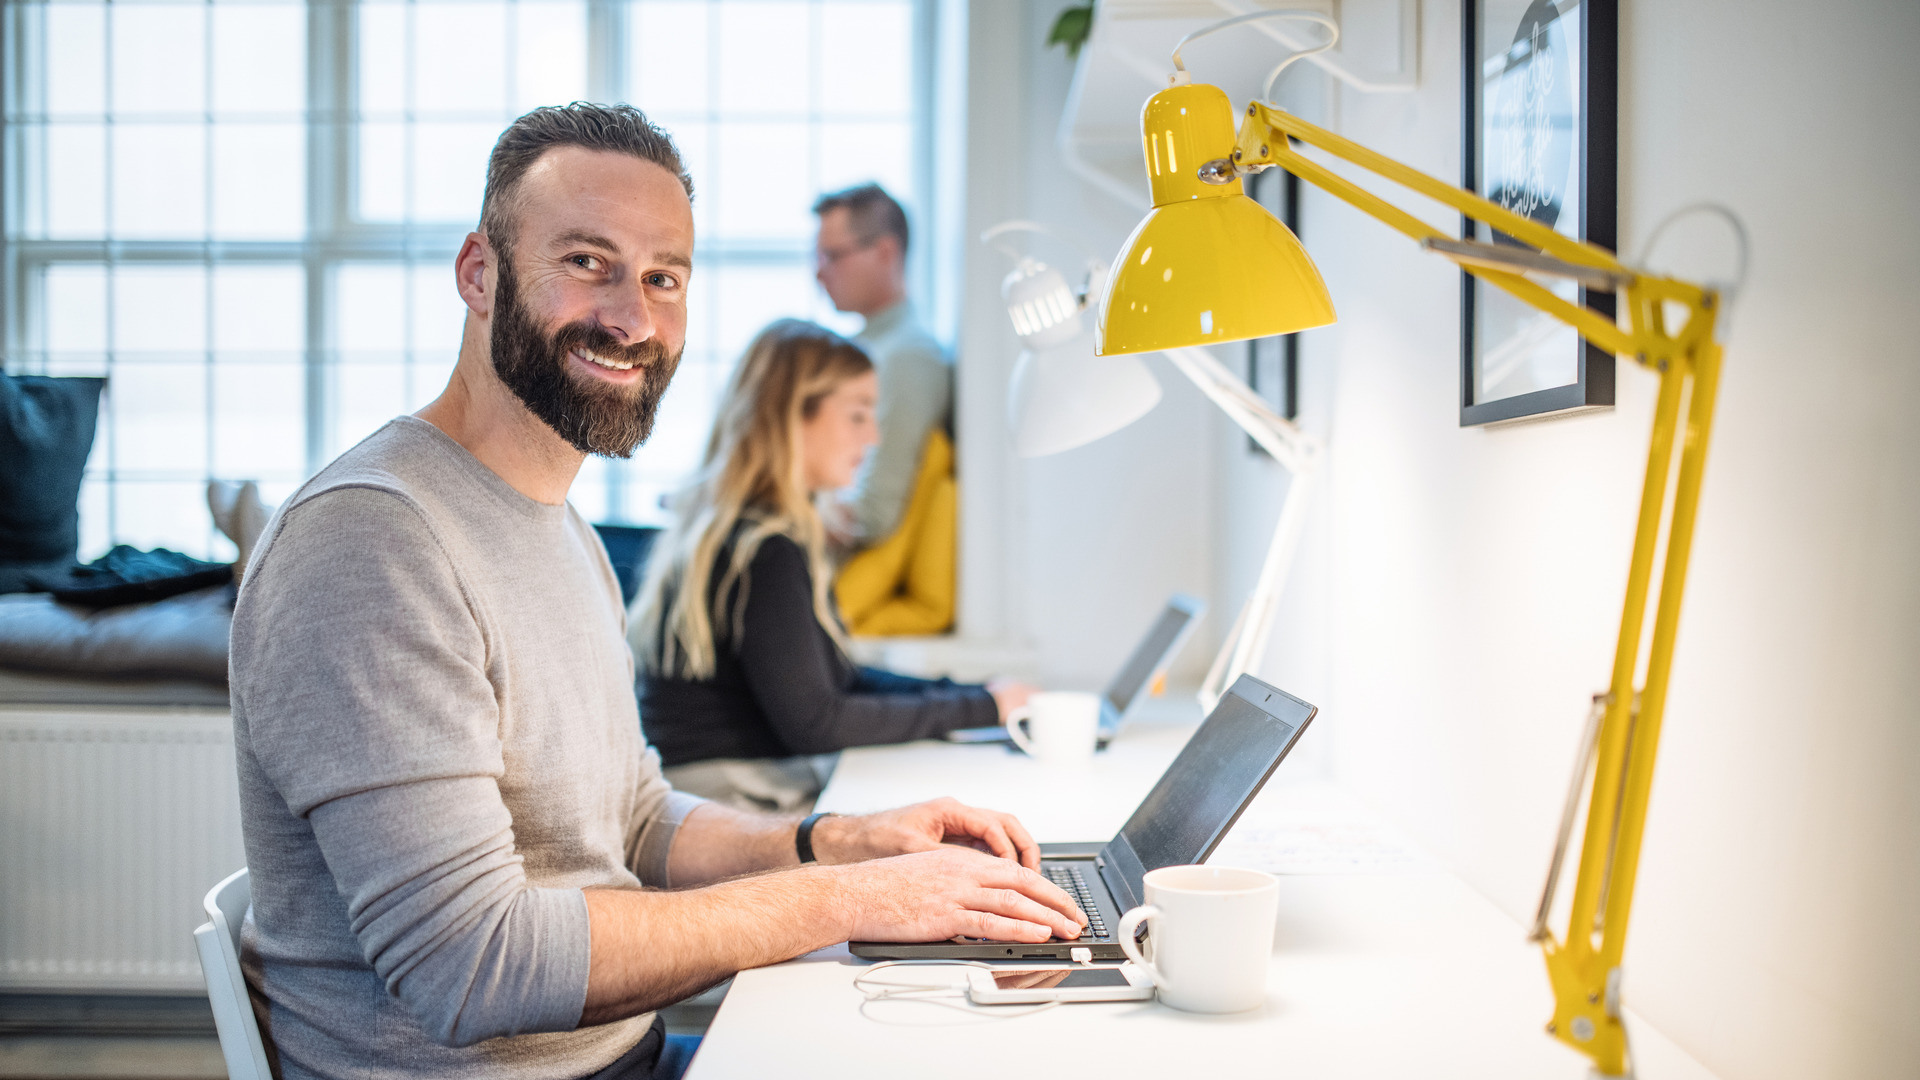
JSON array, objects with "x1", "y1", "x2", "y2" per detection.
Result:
[{"x1": 1094, "y1": 12, "x2": 1730, "y2": 1077}]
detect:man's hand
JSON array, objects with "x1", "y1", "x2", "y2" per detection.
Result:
[
  {"x1": 831, "y1": 847, "x2": 1086, "y2": 944},
  {"x1": 987, "y1": 678, "x2": 1038, "y2": 722},
  {"x1": 812, "y1": 797, "x2": 1042, "y2": 869}
]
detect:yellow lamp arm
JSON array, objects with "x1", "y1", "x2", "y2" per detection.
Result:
[{"x1": 1230, "y1": 102, "x2": 1725, "y2": 1076}]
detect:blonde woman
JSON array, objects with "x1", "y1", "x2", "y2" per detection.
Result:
[{"x1": 632, "y1": 320, "x2": 1032, "y2": 810}]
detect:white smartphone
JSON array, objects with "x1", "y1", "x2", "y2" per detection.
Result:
[{"x1": 965, "y1": 964, "x2": 1155, "y2": 1005}]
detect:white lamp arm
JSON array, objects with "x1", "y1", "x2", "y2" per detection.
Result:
[
  {"x1": 1161, "y1": 347, "x2": 1319, "y2": 469},
  {"x1": 1161, "y1": 347, "x2": 1321, "y2": 713}
]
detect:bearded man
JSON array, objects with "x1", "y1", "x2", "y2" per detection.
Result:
[{"x1": 229, "y1": 104, "x2": 1083, "y2": 1080}]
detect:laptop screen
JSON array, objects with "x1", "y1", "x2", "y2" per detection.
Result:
[
  {"x1": 1100, "y1": 677, "x2": 1314, "y2": 909},
  {"x1": 1102, "y1": 597, "x2": 1202, "y2": 717}
]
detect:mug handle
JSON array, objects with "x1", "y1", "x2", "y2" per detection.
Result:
[
  {"x1": 1006, "y1": 706, "x2": 1037, "y2": 756},
  {"x1": 1117, "y1": 904, "x2": 1166, "y2": 992}
]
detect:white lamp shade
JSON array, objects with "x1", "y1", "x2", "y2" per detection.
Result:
[{"x1": 1008, "y1": 333, "x2": 1163, "y2": 458}]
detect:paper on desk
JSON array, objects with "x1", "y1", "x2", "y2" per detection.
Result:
[
  {"x1": 1207, "y1": 784, "x2": 1439, "y2": 875},
  {"x1": 1210, "y1": 820, "x2": 1438, "y2": 874}
]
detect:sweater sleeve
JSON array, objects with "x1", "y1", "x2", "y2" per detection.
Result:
[
  {"x1": 234, "y1": 487, "x2": 589, "y2": 1047},
  {"x1": 731, "y1": 536, "x2": 996, "y2": 754}
]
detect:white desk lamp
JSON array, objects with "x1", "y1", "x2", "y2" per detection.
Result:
[
  {"x1": 985, "y1": 221, "x2": 1323, "y2": 712},
  {"x1": 983, "y1": 222, "x2": 1161, "y2": 457}
]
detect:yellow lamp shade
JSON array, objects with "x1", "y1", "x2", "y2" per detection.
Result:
[{"x1": 1096, "y1": 81, "x2": 1337, "y2": 356}]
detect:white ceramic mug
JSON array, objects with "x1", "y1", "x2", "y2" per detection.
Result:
[
  {"x1": 1118, "y1": 864, "x2": 1279, "y2": 1013},
  {"x1": 1005, "y1": 691, "x2": 1100, "y2": 766}
]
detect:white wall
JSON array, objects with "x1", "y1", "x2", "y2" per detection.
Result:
[
  {"x1": 1263, "y1": 1, "x2": 1918, "y2": 1076},
  {"x1": 982, "y1": 0, "x2": 1919, "y2": 1074}
]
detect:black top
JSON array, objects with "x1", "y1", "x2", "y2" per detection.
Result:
[{"x1": 638, "y1": 529, "x2": 997, "y2": 768}]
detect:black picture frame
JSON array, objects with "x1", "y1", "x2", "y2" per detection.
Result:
[
  {"x1": 1460, "y1": 0, "x2": 1617, "y2": 426},
  {"x1": 1246, "y1": 166, "x2": 1301, "y2": 455}
]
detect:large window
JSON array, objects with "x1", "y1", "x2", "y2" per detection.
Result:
[{"x1": 3, "y1": 0, "x2": 928, "y2": 560}]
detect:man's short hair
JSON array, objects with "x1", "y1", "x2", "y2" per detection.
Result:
[
  {"x1": 812, "y1": 182, "x2": 909, "y2": 255},
  {"x1": 481, "y1": 102, "x2": 694, "y2": 259}
]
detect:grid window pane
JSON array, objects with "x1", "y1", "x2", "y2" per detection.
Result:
[
  {"x1": 213, "y1": 266, "x2": 305, "y2": 353},
  {"x1": 110, "y1": 366, "x2": 208, "y2": 475},
  {"x1": 335, "y1": 264, "x2": 408, "y2": 355},
  {"x1": 214, "y1": 364, "x2": 306, "y2": 479},
  {"x1": 112, "y1": 124, "x2": 208, "y2": 238},
  {"x1": 819, "y1": 119, "x2": 911, "y2": 194},
  {"x1": 638, "y1": 360, "x2": 720, "y2": 485},
  {"x1": 44, "y1": 123, "x2": 109, "y2": 238},
  {"x1": 211, "y1": 2, "x2": 307, "y2": 116},
  {"x1": 358, "y1": 3, "x2": 408, "y2": 115},
  {"x1": 113, "y1": 266, "x2": 208, "y2": 355},
  {"x1": 821, "y1": 2, "x2": 912, "y2": 115},
  {"x1": 514, "y1": 2, "x2": 590, "y2": 111},
  {"x1": 411, "y1": 122, "x2": 496, "y2": 223},
  {"x1": 45, "y1": 3, "x2": 108, "y2": 116},
  {"x1": 409, "y1": 264, "x2": 470, "y2": 354},
  {"x1": 10, "y1": 0, "x2": 931, "y2": 549},
  {"x1": 357, "y1": 121, "x2": 408, "y2": 220},
  {"x1": 111, "y1": 4, "x2": 207, "y2": 117},
  {"x1": 112, "y1": 481, "x2": 213, "y2": 559},
  {"x1": 413, "y1": 3, "x2": 509, "y2": 115},
  {"x1": 212, "y1": 124, "x2": 307, "y2": 239},
  {"x1": 630, "y1": 3, "x2": 709, "y2": 114},
  {"x1": 42, "y1": 264, "x2": 110, "y2": 356},
  {"x1": 77, "y1": 479, "x2": 112, "y2": 562},
  {"x1": 717, "y1": 2, "x2": 812, "y2": 114},
  {"x1": 334, "y1": 362, "x2": 408, "y2": 457},
  {"x1": 713, "y1": 121, "x2": 812, "y2": 238}
]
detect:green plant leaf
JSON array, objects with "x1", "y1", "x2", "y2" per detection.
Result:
[{"x1": 1048, "y1": 4, "x2": 1094, "y2": 61}]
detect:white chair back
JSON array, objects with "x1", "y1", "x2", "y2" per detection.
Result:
[{"x1": 193, "y1": 867, "x2": 273, "y2": 1080}]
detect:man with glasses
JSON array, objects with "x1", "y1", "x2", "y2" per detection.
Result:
[{"x1": 811, "y1": 184, "x2": 951, "y2": 553}]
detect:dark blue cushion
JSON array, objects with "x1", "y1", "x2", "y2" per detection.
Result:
[
  {"x1": 593, "y1": 524, "x2": 662, "y2": 607},
  {"x1": 0, "y1": 374, "x2": 106, "y2": 586}
]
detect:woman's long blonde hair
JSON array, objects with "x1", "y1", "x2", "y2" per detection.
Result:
[{"x1": 633, "y1": 319, "x2": 874, "y2": 679}]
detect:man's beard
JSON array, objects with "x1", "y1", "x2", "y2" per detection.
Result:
[{"x1": 489, "y1": 256, "x2": 681, "y2": 459}]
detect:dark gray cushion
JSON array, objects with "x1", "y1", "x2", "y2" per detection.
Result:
[
  {"x1": 0, "y1": 374, "x2": 106, "y2": 587},
  {"x1": 0, "y1": 585, "x2": 231, "y2": 683}
]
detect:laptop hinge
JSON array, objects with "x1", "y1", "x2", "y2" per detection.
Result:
[{"x1": 1097, "y1": 850, "x2": 1139, "y2": 915}]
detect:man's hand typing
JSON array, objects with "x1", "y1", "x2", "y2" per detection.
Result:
[
  {"x1": 826, "y1": 846, "x2": 1086, "y2": 944},
  {"x1": 810, "y1": 796, "x2": 1042, "y2": 869}
]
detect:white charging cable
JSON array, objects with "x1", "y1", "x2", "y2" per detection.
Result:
[
  {"x1": 852, "y1": 961, "x2": 1061, "y2": 1023},
  {"x1": 851, "y1": 949, "x2": 1104, "y2": 1024}
]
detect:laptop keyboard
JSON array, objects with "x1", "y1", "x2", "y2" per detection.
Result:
[{"x1": 1044, "y1": 865, "x2": 1110, "y2": 941}]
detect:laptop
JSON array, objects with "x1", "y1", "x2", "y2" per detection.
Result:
[
  {"x1": 944, "y1": 594, "x2": 1205, "y2": 748},
  {"x1": 851, "y1": 673, "x2": 1315, "y2": 961}
]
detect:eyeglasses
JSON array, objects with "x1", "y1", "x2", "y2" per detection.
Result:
[{"x1": 814, "y1": 237, "x2": 879, "y2": 268}]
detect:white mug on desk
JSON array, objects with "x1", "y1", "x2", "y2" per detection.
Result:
[
  {"x1": 1005, "y1": 691, "x2": 1100, "y2": 766},
  {"x1": 1118, "y1": 864, "x2": 1279, "y2": 1013}
]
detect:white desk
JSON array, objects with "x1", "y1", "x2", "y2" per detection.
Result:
[{"x1": 688, "y1": 703, "x2": 1717, "y2": 1079}]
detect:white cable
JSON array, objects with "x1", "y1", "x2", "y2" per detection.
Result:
[
  {"x1": 1168, "y1": 9, "x2": 1340, "y2": 103},
  {"x1": 1631, "y1": 202, "x2": 1752, "y2": 317},
  {"x1": 851, "y1": 961, "x2": 1062, "y2": 1025}
]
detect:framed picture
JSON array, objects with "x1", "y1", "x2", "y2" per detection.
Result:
[
  {"x1": 1246, "y1": 166, "x2": 1301, "y2": 454},
  {"x1": 1460, "y1": 0, "x2": 1617, "y2": 426}
]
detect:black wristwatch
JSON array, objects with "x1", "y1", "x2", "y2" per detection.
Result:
[{"x1": 795, "y1": 812, "x2": 837, "y2": 864}]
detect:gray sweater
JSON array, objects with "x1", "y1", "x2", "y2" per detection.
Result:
[
  {"x1": 848, "y1": 300, "x2": 952, "y2": 541},
  {"x1": 230, "y1": 417, "x2": 704, "y2": 1080}
]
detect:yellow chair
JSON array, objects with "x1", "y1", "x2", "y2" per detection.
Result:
[{"x1": 835, "y1": 429, "x2": 956, "y2": 636}]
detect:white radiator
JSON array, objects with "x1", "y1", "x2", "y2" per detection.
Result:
[{"x1": 0, "y1": 705, "x2": 244, "y2": 992}]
